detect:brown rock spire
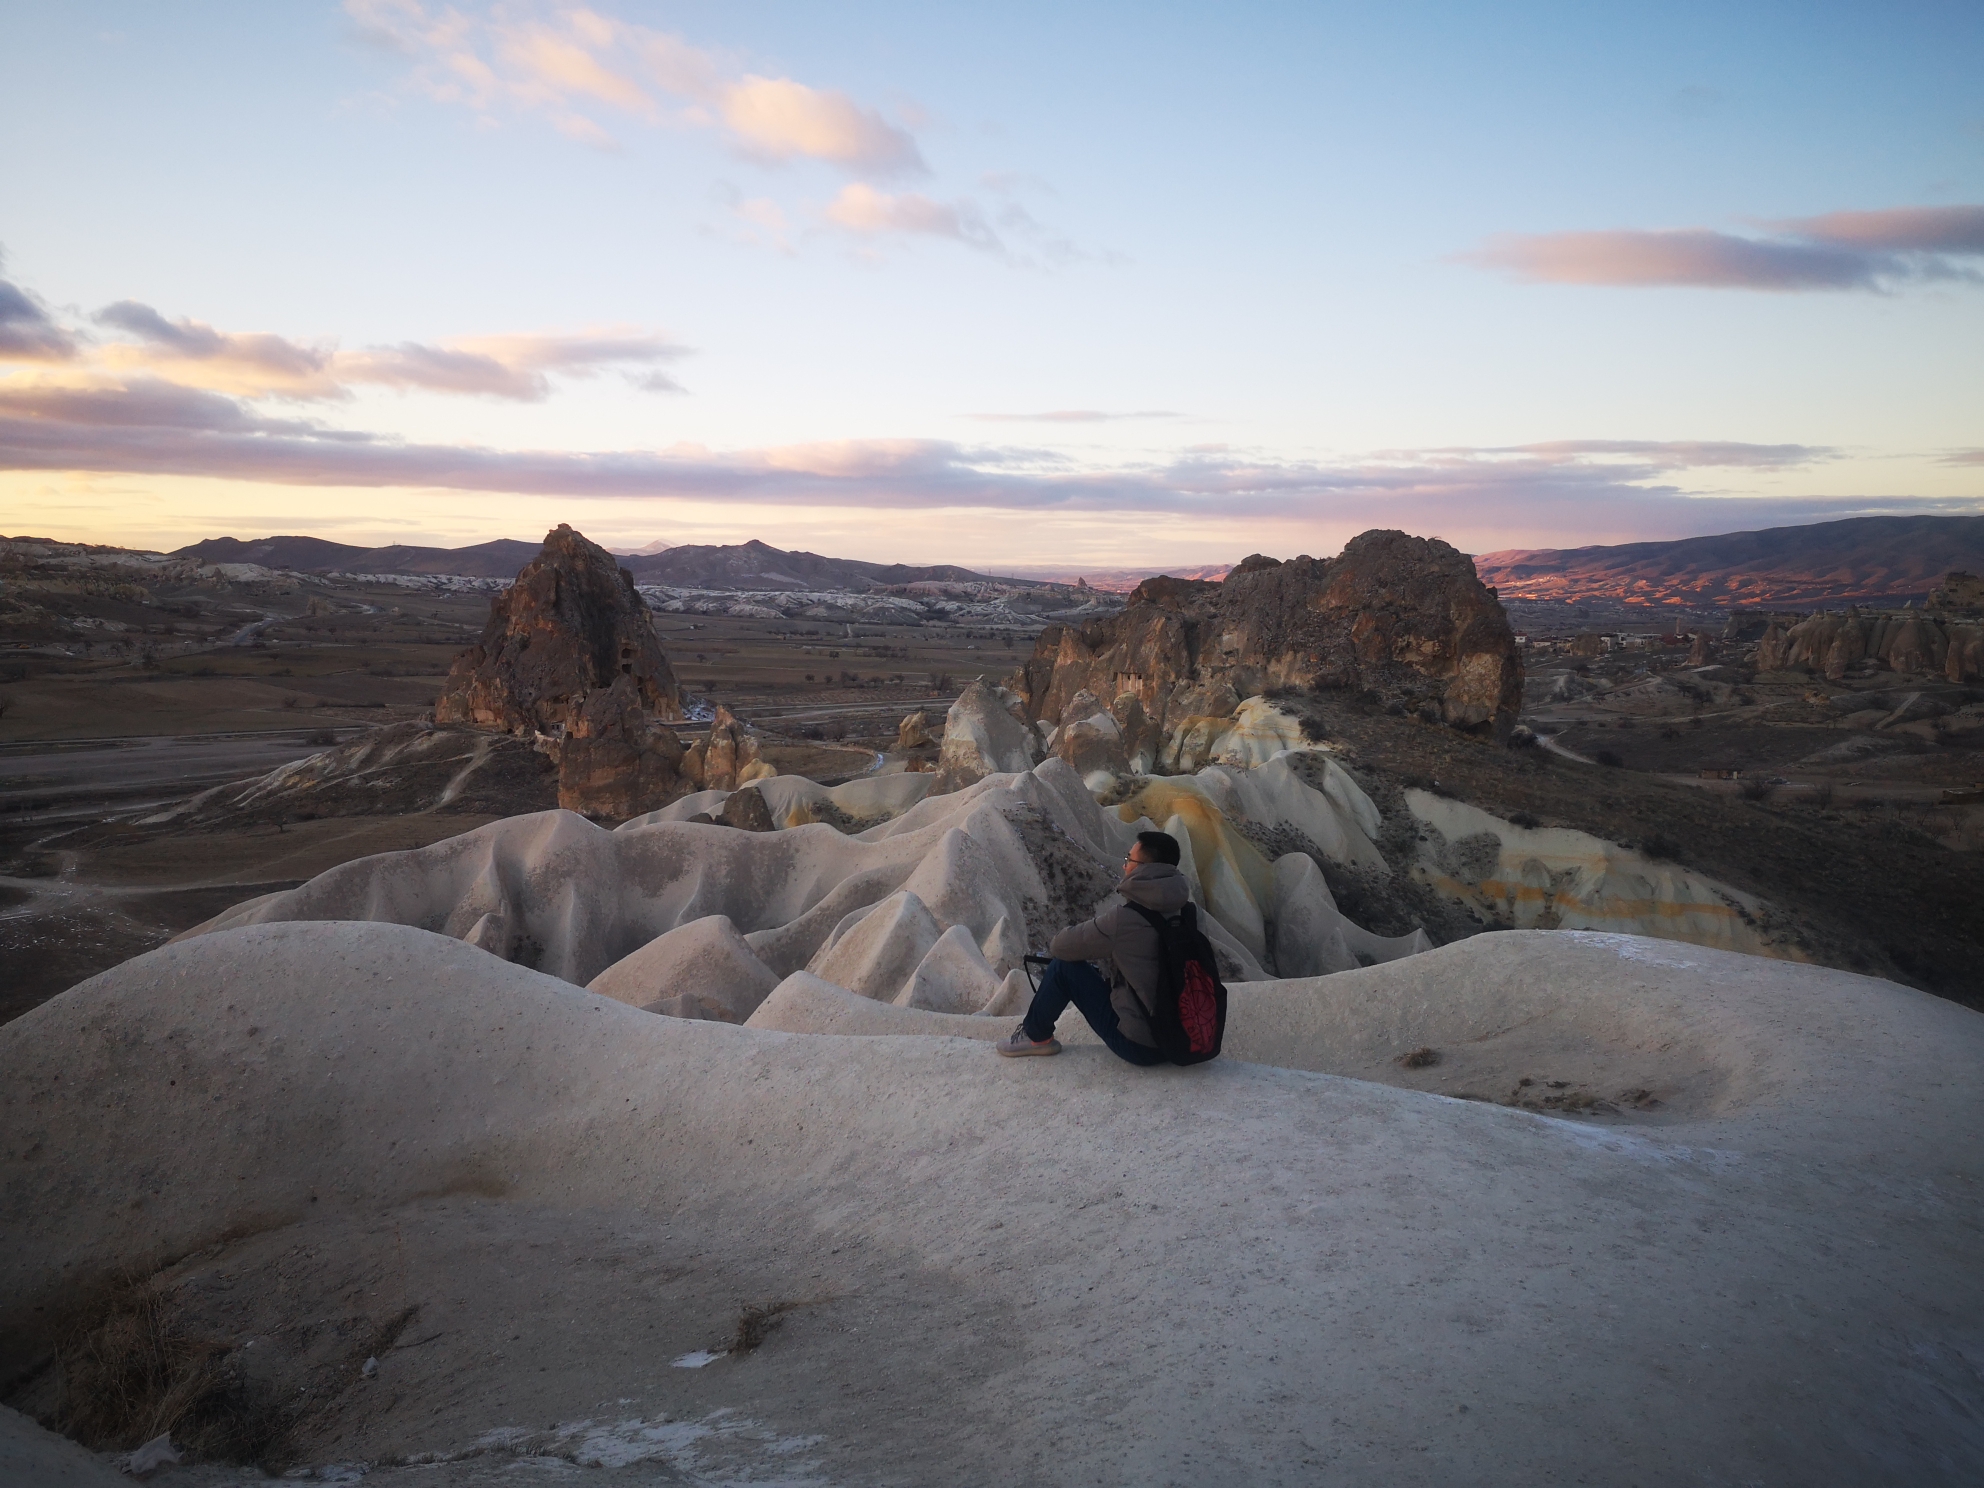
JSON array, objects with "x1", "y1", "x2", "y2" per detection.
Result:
[{"x1": 436, "y1": 524, "x2": 682, "y2": 734}]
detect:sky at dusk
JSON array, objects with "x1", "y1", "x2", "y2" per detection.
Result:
[{"x1": 2, "y1": 0, "x2": 1981, "y2": 568}]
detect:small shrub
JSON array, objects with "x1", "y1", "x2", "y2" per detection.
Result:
[
  {"x1": 1508, "y1": 811, "x2": 1541, "y2": 829},
  {"x1": 1738, "y1": 778, "x2": 1775, "y2": 802},
  {"x1": 1594, "y1": 749, "x2": 1624, "y2": 768},
  {"x1": 1641, "y1": 833, "x2": 1682, "y2": 862},
  {"x1": 1395, "y1": 1046, "x2": 1441, "y2": 1069},
  {"x1": 1807, "y1": 781, "x2": 1835, "y2": 808}
]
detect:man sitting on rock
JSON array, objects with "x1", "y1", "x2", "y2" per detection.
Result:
[{"x1": 997, "y1": 831, "x2": 1189, "y2": 1065}]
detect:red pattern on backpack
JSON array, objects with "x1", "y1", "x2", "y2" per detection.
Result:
[{"x1": 1179, "y1": 960, "x2": 1219, "y2": 1055}]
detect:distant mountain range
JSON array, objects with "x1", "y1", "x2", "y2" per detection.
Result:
[
  {"x1": 173, "y1": 535, "x2": 546, "y2": 579},
  {"x1": 625, "y1": 538, "x2": 1059, "y2": 591},
  {"x1": 997, "y1": 563, "x2": 1233, "y2": 591},
  {"x1": 163, "y1": 513, "x2": 1984, "y2": 607},
  {"x1": 171, "y1": 534, "x2": 1066, "y2": 592},
  {"x1": 1474, "y1": 515, "x2": 1984, "y2": 609}
]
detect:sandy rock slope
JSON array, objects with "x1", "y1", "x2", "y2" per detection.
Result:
[{"x1": 3, "y1": 922, "x2": 1981, "y2": 1485}]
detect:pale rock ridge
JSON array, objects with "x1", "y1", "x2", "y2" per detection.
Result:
[
  {"x1": 808, "y1": 889, "x2": 944, "y2": 1000},
  {"x1": 1405, "y1": 790, "x2": 1786, "y2": 956},
  {"x1": 175, "y1": 753, "x2": 1407, "y2": 1009},
  {"x1": 585, "y1": 913, "x2": 778, "y2": 1022},
  {"x1": 133, "y1": 720, "x2": 557, "y2": 827},
  {"x1": 624, "y1": 772, "x2": 935, "y2": 833}
]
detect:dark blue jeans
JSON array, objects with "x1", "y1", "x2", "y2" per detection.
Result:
[{"x1": 1023, "y1": 959, "x2": 1166, "y2": 1066}]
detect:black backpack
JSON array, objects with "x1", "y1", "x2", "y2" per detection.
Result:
[{"x1": 1125, "y1": 902, "x2": 1228, "y2": 1065}]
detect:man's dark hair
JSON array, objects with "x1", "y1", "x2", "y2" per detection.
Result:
[{"x1": 1134, "y1": 830, "x2": 1182, "y2": 866}]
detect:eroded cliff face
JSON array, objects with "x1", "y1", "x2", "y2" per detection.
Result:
[
  {"x1": 436, "y1": 524, "x2": 683, "y2": 734},
  {"x1": 1757, "y1": 607, "x2": 1984, "y2": 684},
  {"x1": 1011, "y1": 530, "x2": 1523, "y2": 747}
]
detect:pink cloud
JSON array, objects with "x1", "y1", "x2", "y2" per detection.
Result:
[{"x1": 1463, "y1": 204, "x2": 1984, "y2": 291}]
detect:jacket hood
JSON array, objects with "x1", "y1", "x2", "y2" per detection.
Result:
[{"x1": 1119, "y1": 861, "x2": 1191, "y2": 913}]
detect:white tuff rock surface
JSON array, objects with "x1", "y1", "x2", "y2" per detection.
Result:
[{"x1": 3, "y1": 924, "x2": 1980, "y2": 1483}]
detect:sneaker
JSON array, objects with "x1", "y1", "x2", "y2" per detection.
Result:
[{"x1": 996, "y1": 1024, "x2": 1061, "y2": 1057}]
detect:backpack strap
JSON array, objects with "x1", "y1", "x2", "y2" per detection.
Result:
[{"x1": 1120, "y1": 901, "x2": 1177, "y2": 1016}]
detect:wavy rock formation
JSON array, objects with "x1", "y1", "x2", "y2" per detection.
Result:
[
  {"x1": 176, "y1": 754, "x2": 1423, "y2": 1001},
  {"x1": 1011, "y1": 531, "x2": 1523, "y2": 754},
  {"x1": 630, "y1": 771, "x2": 937, "y2": 833},
  {"x1": 5, "y1": 924, "x2": 1980, "y2": 1482}
]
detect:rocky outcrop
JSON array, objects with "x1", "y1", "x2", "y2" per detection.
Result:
[
  {"x1": 555, "y1": 675, "x2": 689, "y2": 820},
  {"x1": 684, "y1": 706, "x2": 775, "y2": 792},
  {"x1": 896, "y1": 711, "x2": 934, "y2": 750},
  {"x1": 1929, "y1": 571, "x2": 1984, "y2": 620},
  {"x1": 1010, "y1": 531, "x2": 1523, "y2": 749},
  {"x1": 436, "y1": 524, "x2": 682, "y2": 734},
  {"x1": 934, "y1": 679, "x2": 1042, "y2": 789},
  {"x1": 1041, "y1": 689, "x2": 1176, "y2": 780},
  {"x1": 1756, "y1": 608, "x2": 1983, "y2": 682}
]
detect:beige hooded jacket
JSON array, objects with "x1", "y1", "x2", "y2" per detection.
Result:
[{"x1": 1047, "y1": 862, "x2": 1192, "y2": 1048}]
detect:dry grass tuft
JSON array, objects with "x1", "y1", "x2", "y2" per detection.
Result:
[
  {"x1": 730, "y1": 1301, "x2": 800, "y2": 1354},
  {"x1": 1395, "y1": 1046, "x2": 1441, "y2": 1069},
  {"x1": 51, "y1": 1275, "x2": 282, "y2": 1462}
]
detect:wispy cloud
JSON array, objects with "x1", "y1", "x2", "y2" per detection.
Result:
[
  {"x1": 53, "y1": 296, "x2": 690, "y2": 401},
  {"x1": 0, "y1": 278, "x2": 81, "y2": 362},
  {"x1": 1464, "y1": 204, "x2": 1984, "y2": 291},
  {"x1": 969, "y1": 410, "x2": 1182, "y2": 424},
  {"x1": 1941, "y1": 448, "x2": 1984, "y2": 466},
  {"x1": 7, "y1": 380, "x2": 1968, "y2": 546},
  {"x1": 346, "y1": 3, "x2": 1099, "y2": 266},
  {"x1": 1429, "y1": 440, "x2": 1831, "y2": 470},
  {"x1": 721, "y1": 76, "x2": 922, "y2": 174},
  {"x1": 345, "y1": 0, "x2": 924, "y2": 174},
  {"x1": 824, "y1": 184, "x2": 997, "y2": 250}
]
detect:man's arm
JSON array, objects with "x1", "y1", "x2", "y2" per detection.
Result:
[{"x1": 1048, "y1": 911, "x2": 1113, "y2": 963}]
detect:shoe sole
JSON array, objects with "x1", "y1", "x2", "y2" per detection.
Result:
[{"x1": 997, "y1": 1041, "x2": 1061, "y2": 1057}]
